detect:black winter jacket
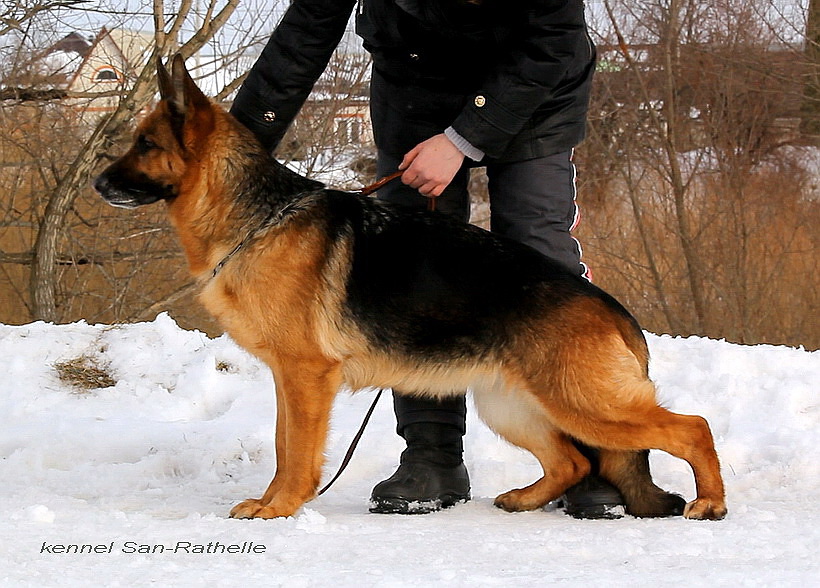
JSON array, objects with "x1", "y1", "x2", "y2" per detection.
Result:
[{"x1": 230, "y1": 0, "x2": 596, "y2": 162}]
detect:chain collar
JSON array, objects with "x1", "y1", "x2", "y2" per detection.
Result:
[{"x1": 209, "y1": 196, "x2": 308, "y2": 280}]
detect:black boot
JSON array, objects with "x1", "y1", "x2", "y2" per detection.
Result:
[
  {"x1": 561, "y1": 475, "x2": 625, "y2": 519},
  {"x1": 370, "y1": 422, "x2": 471, "y2": 514},
  {"x1": 560, "y1": 442, "x2": 625, "y2": 519}
]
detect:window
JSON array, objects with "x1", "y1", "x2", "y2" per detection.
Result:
[
  {"x1": 94, "y1": 68, "x2": 119, "y2": 81},
  {"x1": 336, "y1": 117, "x2": 363, "y2": 144}
]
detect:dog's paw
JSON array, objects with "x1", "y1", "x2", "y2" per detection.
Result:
[
  {"x1": 229, "y1": 498, "x2": 267, "y2": 519},
  {"x1": 683, "y1": 498, "x2": 727, "y2": 520},
  {"x1": 494, "y1": 489, "x2": 544, "y2": 512},
  {"x1": 627, "y1": 491, "x2": 687, "y2": 518},
  {"x1": 229, "y1": 498, "x2": 296, "y2": 519}
]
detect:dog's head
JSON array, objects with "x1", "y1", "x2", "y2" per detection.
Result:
[{"x1": 94, "y1": 54, "x2": 215, "y2": 209}]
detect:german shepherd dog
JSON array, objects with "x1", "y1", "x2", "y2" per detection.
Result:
[{"x1": 95, "y1": 56, "x2": 727, "y2": 521}]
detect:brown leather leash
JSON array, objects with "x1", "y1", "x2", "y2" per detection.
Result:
[
  {"x1": 357, "y1": 170, "x2": 439, "y2": 211},
  {"x1": 357, "y1": 170, "x2": 403, "y2": 196}
]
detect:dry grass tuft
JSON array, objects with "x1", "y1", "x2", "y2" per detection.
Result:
[{"x1": 55, "y1": 356, "x2": 117, "y2": 391}]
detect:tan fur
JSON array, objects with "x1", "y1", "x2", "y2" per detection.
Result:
[{"x1": 98, "y1": 57, "x2": 726, "y2": 521}]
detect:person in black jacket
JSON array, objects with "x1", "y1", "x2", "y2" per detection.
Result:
[{"x1": 231, "y1": 0, "x2": 624, "y2": 518}]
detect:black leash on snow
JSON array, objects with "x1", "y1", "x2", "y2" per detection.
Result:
[
  {"x1": 318, "y1": 171, "x2": 429, "y2": 496},
  {"x1": 314, "y1": 172, "x2": 396, "y2": 497},
  {"x1": 317, "y1": 389, "x2": 384, "y2": 496},
  {"x1": 317, "y1": 169, "x2": 437, "y2": 496}
]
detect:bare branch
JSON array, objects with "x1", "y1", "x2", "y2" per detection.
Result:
[{"x1": 0, "y1": 0, "x2": 89, "y2": 37}]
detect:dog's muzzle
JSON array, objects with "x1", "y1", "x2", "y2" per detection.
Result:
[{"x1": 94, "y1": 173, "x2": 168, "y2": 208}]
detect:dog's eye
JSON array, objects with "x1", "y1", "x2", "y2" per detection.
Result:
[{"x1": 136, "y1": 135, "x2": 159, "y2": 153}]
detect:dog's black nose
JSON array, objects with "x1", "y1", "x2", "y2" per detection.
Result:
[{"x1": 93, "y1": 174, "x2": 109, "y2": 195}]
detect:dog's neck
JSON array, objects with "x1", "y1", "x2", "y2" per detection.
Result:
[
  {"x1": 169, "y1": 127, "x2": 324, "y2": 278},
  {"x1": 251, "y1": 156, "x2": 324, "y2": 208}
]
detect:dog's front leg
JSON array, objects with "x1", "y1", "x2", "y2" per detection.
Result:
[
  {"x1": 234, "y1": 379, "x2": 291, "y2": 511},
  {"x1": 230, "y1": 355, "x2": 342, "y2": 519}
]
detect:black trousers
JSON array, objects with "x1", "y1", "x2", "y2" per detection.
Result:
[{"x1": 374, "y1": 148, "x2": 585, "y2": 437}]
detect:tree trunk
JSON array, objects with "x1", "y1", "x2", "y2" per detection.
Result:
[
  {"x1": 28, "y1": 0, "x2": 237, "y2": 321},
  {"x1": 802, "y1": 0, "x2": 820, "y2": 140},
  {"x1": 30, "y1": 55, "x2": 162, "y2": 321},
  {"x1": 659, "y1": 0, "x2": 708, "y2": 333}
]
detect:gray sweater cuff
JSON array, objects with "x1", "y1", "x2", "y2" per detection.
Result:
[{"x1": 444, "y1": 126, "x2": 485, "y2": 162}]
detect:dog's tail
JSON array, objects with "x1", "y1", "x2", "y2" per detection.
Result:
[{"x1": 599, "y1": 449, "x2": 686, "y2": 517}]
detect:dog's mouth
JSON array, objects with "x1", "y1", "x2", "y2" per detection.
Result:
[
  {"x1": 94, "y1": 173, "x2": 172, "y2": 208},
  {"x1": 97, "y1": 186, "x2": 158, "y2": 209},
  {"x1": 105, "y1": 197, "x2": 142, "y2": 209}
]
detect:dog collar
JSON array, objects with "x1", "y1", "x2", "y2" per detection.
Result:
[{"x1": 210, "y1": 196, "x2": 306, "y2": 279}]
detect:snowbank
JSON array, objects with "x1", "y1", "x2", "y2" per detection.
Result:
[{"x1": 0, "y1": 315, "x2": 817, "y2": 586}]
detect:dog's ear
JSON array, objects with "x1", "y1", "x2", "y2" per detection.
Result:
[
  {"x1": 170, "y1": 53, "x2": 210, "y2": 114},
  {"x1": 157, "y1": 54, "x2": 210, "y2": 116},
  {"x1": 156, "y1": 54, "x2": 213, "y2": 147},
  {"x1": 155, "y1": 55, "x2": 187, "y2": 146},
  {"x1": 157, "y1": 56, "x2": 174, "y2": 103}
]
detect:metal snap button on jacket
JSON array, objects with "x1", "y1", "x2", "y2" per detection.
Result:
[{"x1": 474, "y1": 95, "x2": 486, "y2": 107}]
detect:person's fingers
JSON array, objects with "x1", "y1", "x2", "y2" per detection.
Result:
[
  {"x1": 418, "y1": 180, "x2": 440, "y2": 196},
  {"x1": 398, "y1": 145, "x2": 420, "y2": 171}
]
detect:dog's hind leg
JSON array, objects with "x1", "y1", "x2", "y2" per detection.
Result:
[
  {"x1": 472, "y1": 385, "x2": 590, "y2": 512},
  {"x1": 552, "y1": 398, "x2": 726, "y2": 520},
  {"x1": 532, "y1": 324, "x2": 727, "y2": 520},
  {"x1": 598, "y1": 449, "x2": 686, "y2": 517},
  {"x1": 570, "y1": 441, "x2": 685, "y2": 517},
  {"x1": 230, "y1": 355, "x2": 343, "y2": 519},
  {"x1": 493, "y1": 430, "x2": 591, "y2": 512}
]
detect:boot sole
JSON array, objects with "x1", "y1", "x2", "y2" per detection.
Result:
[
  {"x1": 563, "y1": 503, "x2": 626, "y2": 520},
  {"x1": 369, "y1": 494, "x2": 470, "y2": 515}
]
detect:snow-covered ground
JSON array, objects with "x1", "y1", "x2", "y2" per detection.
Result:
[{"x1": 1, "y1": 314, "x2": 817, "y2": 586}]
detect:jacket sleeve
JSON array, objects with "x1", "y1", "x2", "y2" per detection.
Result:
[
  {"x1": 230, "y1": 0, "x2": 358, "y2": 152},
  {"x1": 449, "y1": 0, "x2": 594, "y2": 159}
]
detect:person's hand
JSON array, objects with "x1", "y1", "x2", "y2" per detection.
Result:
[{"x1": 399, "y1": 134, "x2": 465, "y2": 197}]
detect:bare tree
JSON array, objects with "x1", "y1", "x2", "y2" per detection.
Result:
[
  {"x1": 29, "y1": 1, "x2": 240, "y2": 321},
  {"x1": 4, "y1": 1, "x2": 814, "y2": 348},
  {"x1": 0, "y1": 0, "x2": 88, "y2": 37},
  {"x1": 579, "y1": 0, "x2": 818, "y2": 348},
  {"x1": 803, "y1": 0, "x2": 820, "y2": 139},
  {"x1": 1, "y1": 1, "x2": 374, "y2": 331}
]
